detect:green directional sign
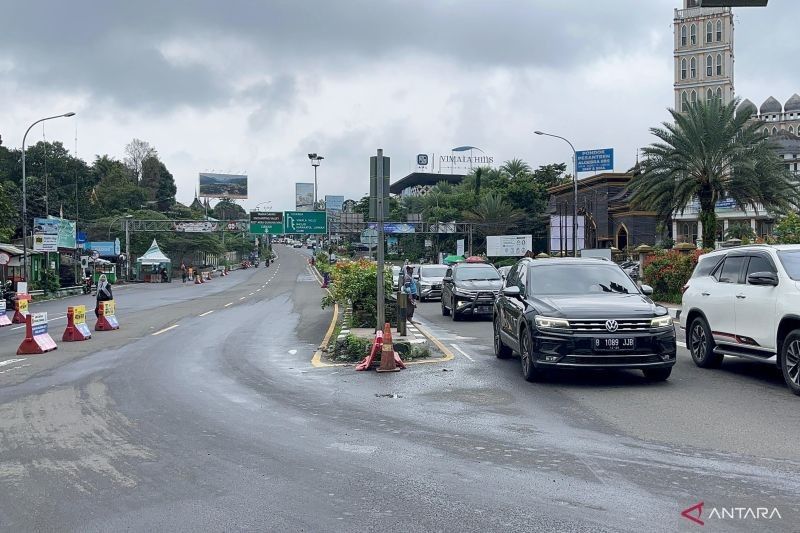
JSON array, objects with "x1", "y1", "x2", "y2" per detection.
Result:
[
  {"x1": 283, "y1": 211, "x2": 327, "y2": 234},
  {"x1": 249, "y1": 211, "x2": 284, "y2": 234}
]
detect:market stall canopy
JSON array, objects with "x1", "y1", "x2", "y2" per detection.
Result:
[
  {"x1": 136, "y1": 239, "x2": 171, "y2": 266},
  {"x1": 443, "y1": 255, "x2": 465, "y2": 265}
]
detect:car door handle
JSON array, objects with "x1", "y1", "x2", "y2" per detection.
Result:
[
  {"x1": 736, "y1": 294, "x2": 746, "y2": 299},
  {"x1": 701, "y1": 292, "x2": 710, "y2": 296}
]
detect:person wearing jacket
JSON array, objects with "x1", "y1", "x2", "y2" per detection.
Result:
[{"x1": 95, "y1": 274, "x2": 113, "y2": 317}]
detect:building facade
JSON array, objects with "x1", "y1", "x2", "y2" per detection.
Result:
[
  {"x1": 389, "y1": 172, "x2": 465, "y2": 198},
  {"x1": 738, "y1": 95, "x2": 800, "y2": 138},
  {"x1": 548, "y1": 173, "x2": 660, "y2": 253},
  {"x1": 674, "y1": 0, "x2": 735, "y2": 110}
]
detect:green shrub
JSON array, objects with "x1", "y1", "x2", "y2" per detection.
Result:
[
  {"x1": 41, "y1": 270, "x2": 61, "y2": 295},
  {"x1": 321, "y1": 259, "x2": 393, "y2": 327},
  {"x1": 642, "y1": 249, "x2": 703, "y2": 304}
]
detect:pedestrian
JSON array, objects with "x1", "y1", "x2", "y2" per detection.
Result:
[
  {"x1": 161, "y1": 267, "x2": 169, "y2": 283},
  {"x1": 95, "y1": 274, "x2": 113, "y2": 318},
  {"x1": 402, "y1": 265, "x2": 418, "y2": 320},
  {"x1": 181, "y1": 262, "x2": 187, "y2": 283}
]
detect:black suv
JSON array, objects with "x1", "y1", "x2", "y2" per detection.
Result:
[
  {"x1": 493, "y1": 258, "x2": 676, "y2": 382},
  {"x1": 441, "y1": 262, "x2": 503, "y2": 320}
]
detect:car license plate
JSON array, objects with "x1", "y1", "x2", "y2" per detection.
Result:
[
  {"x1": 594, "y1": 338, "x2": 635, "y2": 351},
  {"x1": 478, "y1": 306, "x2": 492, "y2": 313}
]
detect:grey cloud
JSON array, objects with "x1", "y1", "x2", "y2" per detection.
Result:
[
  {"x1": 241, "y1": 76, "x2": 303, "y2": 130},
  {"x1": 1, "y1": 0, "x2": 681, "y2": 111}
]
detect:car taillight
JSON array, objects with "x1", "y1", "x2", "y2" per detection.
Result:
[{"x1": 681, "y1": 283, "x2": 690, "y2": 294}]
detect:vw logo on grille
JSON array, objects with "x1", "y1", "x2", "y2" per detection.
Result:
[{"x1": 605, "y1": 320, "x2": 619, "y2": 332}]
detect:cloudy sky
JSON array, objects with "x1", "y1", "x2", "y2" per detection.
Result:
[{"x1": 1, "y1": 0, "x2": 797, "y2": 212}]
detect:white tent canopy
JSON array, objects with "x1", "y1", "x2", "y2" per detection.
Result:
[{"x1": 136, "y1": 239, "x2": 171, "y2": 266}]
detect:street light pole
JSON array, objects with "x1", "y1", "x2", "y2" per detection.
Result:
[
  {"x1": 21, "y1": 112, "x2": 76, "y2": 282},
  {"x1": 535, "y1": 131, "x2": 579, "y2": 257},
  {"x1": 308, "y1": 153, "x2": 324, "y2": 210}
]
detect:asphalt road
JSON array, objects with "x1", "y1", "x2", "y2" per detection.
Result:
[{"x1": 0, "y1": 247, "x2": 798, "y2": 532}]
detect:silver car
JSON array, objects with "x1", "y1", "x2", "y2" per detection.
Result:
[{"x1": 414, "y1": 264, "x2": 449, "y2": 301}]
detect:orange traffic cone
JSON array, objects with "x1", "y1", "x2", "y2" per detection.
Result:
[{"x1": 377, "y1": 322, "x2": 400, "y2": 372}]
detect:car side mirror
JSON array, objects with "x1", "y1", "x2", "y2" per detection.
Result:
[
  {"x1": 503, "y1": 286, "x2": 521, "y2": 298},
  {"x1": 640, "y1": 284, "x2": 654, "y2": 296},
  {"x1": 442, "y1": 276, "x2": 453, "y2": 283},
  {"x1": 747, "y1": 271, "x2": 778, "y2": 286}
]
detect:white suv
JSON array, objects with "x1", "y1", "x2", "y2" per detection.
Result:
[{"x1": 680, "y1": 244, "x2": 800, "y2": 396}]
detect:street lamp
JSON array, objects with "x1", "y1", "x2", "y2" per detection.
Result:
[
  {"x1": 254, "y1": 201, "x2": 272, "y2": 212},
  {"x1": 308, "y1": 153, "x2": 324, "y2": 210},
  {"x1": 21, "y1": 112, "x2": 76, "y2": 281},
  {"x1": 534, "y1": 131, "x2": 579, "y2": 257}
]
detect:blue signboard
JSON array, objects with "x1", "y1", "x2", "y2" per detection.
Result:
[
  {"x1": 576, "y1": 149, "x2": 614, "y2": 173},
  {"x1": 84, "y1": 239, "x2": 121, "y2": 257},
  {"x1": 367, "y1": 223, "x2": 416, "y2": 234}
]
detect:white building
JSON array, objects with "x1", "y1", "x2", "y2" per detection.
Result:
[{"x1": 671, "y1": 0, "x2": 799, "y2": 247}]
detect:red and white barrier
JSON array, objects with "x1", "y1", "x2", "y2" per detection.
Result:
[
  {"x1": 17, "y1": 312, "x2": 57, "y2": 355},
  {"x1": 11, "y1": 298, "x2": 29, "y2": 324},
  {"x1": 95, "y1": 300, "x2": 119, "y2": 331},
  {"x1": 62, "y1": 305, "x2": 92, "y2": 341},
  {"x1": 0, "y1": 300, "x2": 11, "y2": 327}
]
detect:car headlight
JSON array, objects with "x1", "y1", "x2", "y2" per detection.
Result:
[
  {"x1": 453, "y1": 288, "x2": 475, "y2": 297},
  {"x1": 534, "y1": 316, "x2": 570, "y2": 330},
  {"x1": 650, "y1": 315, "x2": 673, "y2": 328},
  {"x1": 421, "y1": 283, "x2": 431, "y2": 288}
]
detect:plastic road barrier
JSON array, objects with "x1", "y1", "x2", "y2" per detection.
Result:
[
  {"x1": 95, "y1": 300, "x2": 119, "y2": 331},
  {"x1": 0, "y1": 300, "x2": 11, "y2": 327},
  {"x1": 12, "y1": 298, "x2": 29, "y2": 324},
  {"x1": 62, "y1": 305, "x2": 92, "y2": 341},
  {"x1": 17, "y1": 312, "x2": 57, "y2": 355}
]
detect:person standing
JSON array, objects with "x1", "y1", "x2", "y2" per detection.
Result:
[
  {"x1": 95, "y1": 274, "x2": 113, "y2": 318},
  {"x1": 180, "y1": 262, "x2": 187, "y2": 283}
]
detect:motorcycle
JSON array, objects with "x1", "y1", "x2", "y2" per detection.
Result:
[{"x1": 82, "y1": 276, "x2": 93, "y2": 295}]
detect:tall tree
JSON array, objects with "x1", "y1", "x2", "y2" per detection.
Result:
[
  {"x1": 629, "y1": 98, "x2": 799, "y2": 247},
  {"x1": 500, "y1": 158, "x2": 532, "y2": 180},
  {"x1": 464, "y1": 191, "x2": 525, "y2": 241},
  {"x1": 124, "y1": 138, "x2": 156, "y2": 183},
  {"x1": 140, "y1": 155, "x2": 176, "y2": 211}
]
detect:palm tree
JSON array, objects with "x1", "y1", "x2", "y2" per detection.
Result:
[
  {"x1": 629, "y1": 98, "x2": 798, "y2": 247},
  {"x1": 500, "y1": 158, "x2": 532, "y2": 180},
  {"x1": 464, "y1": 192, "x2": 524, "y2": 242}
]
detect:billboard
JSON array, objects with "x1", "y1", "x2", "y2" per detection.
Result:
[
  {"x1": 325, "y1": 195, "x2": 344, "y2": 213},
  {"x1": 198, "y1": 173, "x2": 248, "y2": 199},
  {"x1": 33, "y1": 218, "x2": 59, "y2": 252},
  {"x1": 576, "y1": 149, "x2": 614, "y2": 173},
  {"x1": 295, "y1": 183, "x2": 315, "y2": 211},
  {"x1": 486, "y1": 235, "x2": 532, "y2": 257},
  {"x1": 549, "y1": 215, "x2": 586, "y2": 253}
]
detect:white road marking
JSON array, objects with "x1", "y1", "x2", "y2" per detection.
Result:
[
  {"x1": 239, "y1": 297, "x2": 246, "y2": 300},
  {"x1": 256, "y1": 289, "x2": 262, "y2": 292},
  {"x1": 0, "y1": 363, "x2": 31, "y2": 374},
  {"x1": 677, "y1": 341, "x2": 687, "y2": 349},
  {"x1": 0, "y1": 358, "x2": 26, "y2": 368},
  {"x1": 224, "y1": 303, "x2": 234, "y2": 307},
  {"x1": 199, "y1": 310, "x2": 214, "y2": 317},
  {"x1": 451, "y1": 343, "x2": 475, "y2": 362},
  {"x1": 152, "y1": 324, "x2": 179, "y2": 336},
  {"x1": 289, "y1": 349, "x2": 297, "y2": 355},
  {"x1": 10, "y1": 325, "x2": 25, "y2": 331}
]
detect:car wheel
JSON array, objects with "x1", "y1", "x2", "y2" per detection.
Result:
[
  {"x1": 519, "y1": 327, "x2": 542, "y2": 382},
  {"x1": 451, "y1": 298, "x2": 461, "y2": 321},
  {"x1": 780, "y1": 330, "x2": 800, "y2": 396},
  {"x1": 642, "y1": 367, "x2": 672, "y2": 382},
  {"x1": 494, "y1": 316, "x2": 512, "y2": 359},
  {"x1": 441, "y1": 299, "x2": 450, "y2": 316},
  {"x1": 688, "y1": 317, "x2": 723, "y2": 368}
]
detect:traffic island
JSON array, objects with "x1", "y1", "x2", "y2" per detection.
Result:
[{"x1": 326, "y1": 327, "x2": 433, "y2": 364}]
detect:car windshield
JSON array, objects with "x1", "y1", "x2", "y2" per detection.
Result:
[
  {"x1": 529, "y1": 264, "x2": 640, "y2": 295},
  {"x1": 778, "y1": 251, "x2": 800, "y2": 280},
  {"x1": 420, "y1": 266, "x2": 448, "y2": 278},
  {"x1": 454, "y1": 266, "x2": 501, "y2": 281}
]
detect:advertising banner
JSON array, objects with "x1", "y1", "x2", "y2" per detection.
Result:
[
  {"x1": 325, "y1": 195, "x2": 344, "y2": 212},
  {"x1": 73, "y1": 305, "x2": 86, "y2": 325},
  {"x1": 198, "y1": 173, "x2": 248, "y2": 199},
  {"x1": 295, "y1": 183, "x2": 315, "y2": 211},
  {"x1": 549, "y1": 215, "x2": 586, "y2": 253},
  {"x1": 366, "y1": 223, "x2": 416, "y2": 234},
  {"x1": 576, "y1": 149, "x2": 614, "y2": 173},
  {"x1": 84, "y1": 240, "x2": 121, "y2": 257},
  {"x1": 56, "y1": 218, "x2": 76, "y2": 249},
  {"x1": 17, "y1": 299, "x2": 29, "y2": 315},
  {"x1": 456, "y1": 239, "x2": 465, "y2": 257},
  {"x1": 174, "y1": 221, "x2": 219, "y2": 233},
  {"x1": 103, "y1": 301, "x2": 116, "y2": 316},
  {"x1": 33, "y1": 218, "x2": 59, "y2": 252},
  {"x1": 486, "y1": 235, "x2": 533, "y2": 257},
  {"x1": 249, "y1": 212, "x2": 284, "y2": 234}
]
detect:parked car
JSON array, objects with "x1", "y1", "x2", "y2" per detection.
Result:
[
  {"x1": 680, "y1": 244, "x2": 800, "y2": 396},
  {"x1": 414, "y1": 264, "x2": 449, "y2": 301},
  {"x1": 293, "y1": 242, "x2": 303, "y2": 248},
  {"x1": 441, "y1": 262, "x2": 503, "y2": 320},
  {"x1": 493, "y1": 257, "x2": 676, "y2": 383}
]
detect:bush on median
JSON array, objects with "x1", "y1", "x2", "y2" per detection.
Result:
[
  {"x1": 321, "y1": 259, "x2": 394, "y2": 327},
  {"x1": 642, "y1": 249, "x2": 704, "y2": 304}
]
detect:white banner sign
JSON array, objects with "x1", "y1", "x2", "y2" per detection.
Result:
[
  {"x1": 486, "y1": 235, "x2": 533, "y2": 257},
  {"x1": 456, "y1": 239, "x2": 465, "y2": 257}
]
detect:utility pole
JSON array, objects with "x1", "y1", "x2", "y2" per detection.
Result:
[{"x1": 376, "y1": 149, "x2": 386, "y2": 331}]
